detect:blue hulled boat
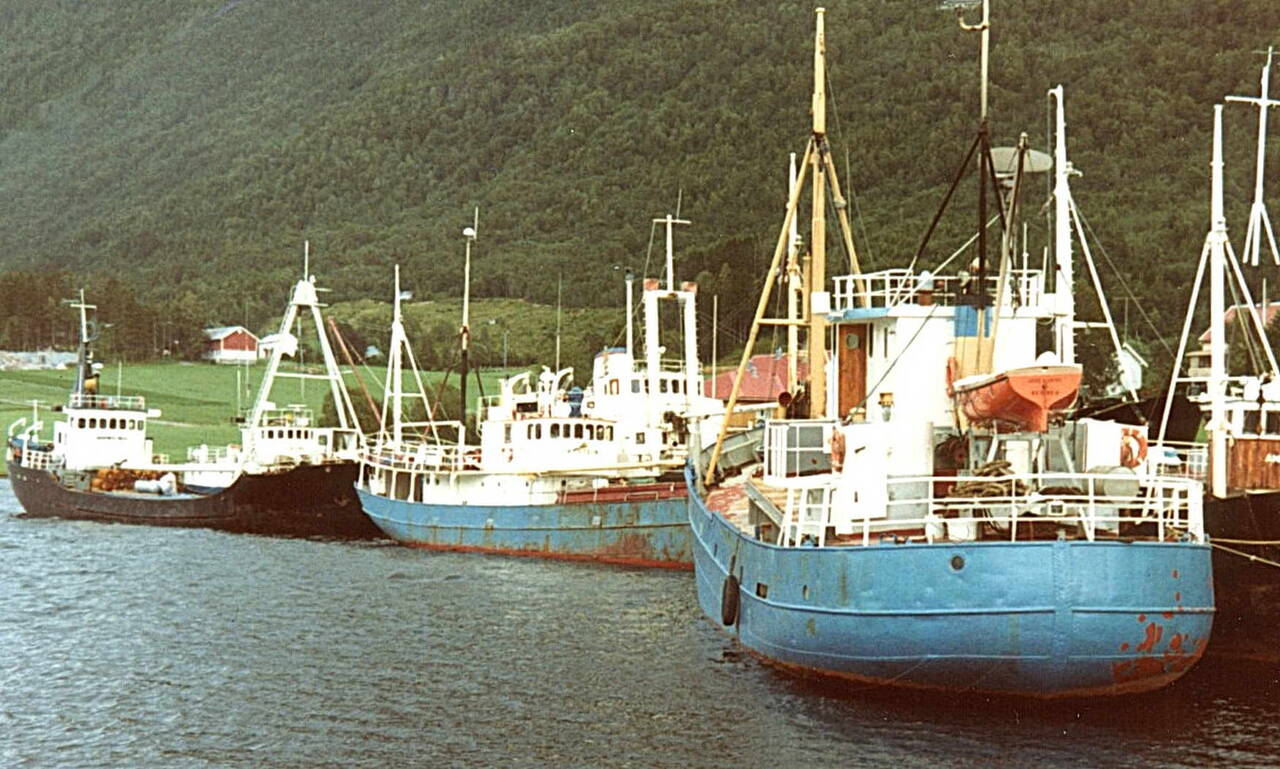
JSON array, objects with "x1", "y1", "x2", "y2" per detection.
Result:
[
  {"x1": 689, "y1": 7, "x2": 1213, "y2": 697},
  {"x1": 356, "y1": 236, "x2": 723, "y2": 568}
]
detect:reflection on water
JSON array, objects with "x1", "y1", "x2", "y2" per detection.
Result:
[{"x1": 2, "y1": 479, "x2": 1278, "y2": 768}]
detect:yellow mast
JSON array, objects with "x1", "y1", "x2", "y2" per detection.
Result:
[
  {"x1": 807, "y1": 7, "x2": 828, "y2": 418},
  {"x1": 702, "y1": 7, "x2": 867, "y2": 485}
]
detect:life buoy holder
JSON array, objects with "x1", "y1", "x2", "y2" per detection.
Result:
[
  {"x1": 1119, "y1": 428, "x2": 1148, "y2": 469},
  {"x1": 721, "y1": 574, "x2": 740, "y2": 627}
]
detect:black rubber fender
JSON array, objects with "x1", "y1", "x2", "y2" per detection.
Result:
[{"x1": 721, "y1": 574, "x2": 740, "y2": 626}]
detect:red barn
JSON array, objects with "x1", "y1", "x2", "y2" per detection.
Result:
[{"x1": 203, "y1": 326, "x2": 259, "y2": 364}]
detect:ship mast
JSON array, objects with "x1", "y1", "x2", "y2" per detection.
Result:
[
  {"x1": 1225, "y1": 46, "x2": 1280, "y2": 267},
  {"x1": 1208, "y1": 105, "x2": 1229, "y2": 498},
  {"x1": 807, "y1": 7, "x2": 829, "y2": 418},
  {"x1": 702, "y1": 7, "x2": 867, "y2": 484},
  {"x1": 1050, "y1": 85, "x2": 1075, "y2": 364}
]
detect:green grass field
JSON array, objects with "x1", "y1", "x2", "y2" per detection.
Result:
[{"x1": 0, "y1": 360, "x2": 519, "y2": 471}]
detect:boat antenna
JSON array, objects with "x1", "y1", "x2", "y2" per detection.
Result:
[{"x1": 1225, "y1": 46, "x2": 1280, "y2": 267}]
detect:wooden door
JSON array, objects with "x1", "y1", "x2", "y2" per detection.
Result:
[{"x1": 838, "y1": 324, "x2": 868, "y2": 419}]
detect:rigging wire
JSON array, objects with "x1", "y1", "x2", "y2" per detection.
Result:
[{"x1": 1073, "y1": 208, "x2": 1177, "y2": 361}]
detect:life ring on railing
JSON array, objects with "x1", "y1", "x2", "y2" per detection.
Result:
[
  {"x1": 829, "y1": 428, "x2": 846, "y2": 473},
  {"x1": 1119, "y1": 428, "x2": 1148, "y2": 469}
]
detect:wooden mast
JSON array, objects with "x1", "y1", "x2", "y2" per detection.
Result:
[{"x1": 807, "y1": 7, "x2": 828, "y2": 419}]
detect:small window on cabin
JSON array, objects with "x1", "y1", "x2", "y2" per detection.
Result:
[
  {"x1": 636, "y1": 432, "x2": 646, "y2": 445},
  {"x1": 534, "y1": 424, "x2": 543, "y2": 440},
  {"x1": 845, "y1": 332, "x2": 860, "y2": 349},
  {"x1": 527, "y1": 424, "x2": 534, "y2": 440},
  {"x1": 89, "y1": 418, "x2": 97, "y2": 429},
  {"x1": 574, "y1": 424, "x2": 583, "y2": 439},
  {"x1": 884, "y1": 328, "x2": 890, "y2": 357},
  {"x1": 76, "y1": 418, "x2": 84, "y2": 429},
  {"x1": 551, "y1": 423, "x2": 561, "y2": 438},
  {"x1": 1268, "y1": 410, "x2": 1280, "y2": 435},
  {"x1": 1245, "y1": 410, "x2": 1262, "y2": 435},
  {"x1": 632, "y1": 381, "x2": 642, "y2": 393},
  {"x1": 504, "y1": 424, "x2": 512, "y2": 443}
]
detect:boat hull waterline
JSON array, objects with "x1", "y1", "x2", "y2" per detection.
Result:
[
  {"x1": 687, "y1": 470, "x2": 1214, "y2": 698},
  {"x1": 357, "y1": 484, "x2": 692, "y2": 569},
  {"x1": 7, "y1": 460, "x2": 381, "y2": 539}
]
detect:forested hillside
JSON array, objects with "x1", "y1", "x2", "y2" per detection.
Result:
[{"x1": 1, "y1": 0, "x2": 1278, "y2": 378}]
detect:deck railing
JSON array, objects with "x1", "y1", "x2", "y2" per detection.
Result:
[
  {"x1": 19, "y1": 445, "x2": 62, "y2": 470},
  {"x1": 68, "y1": 393, "x2": 146, "y2": 411},
  {"x1": 768, "y1": 470, "x2": 1204, "y2": 547},
  {"x1": 830, "y1": 268, "x2": 1046, "y2": 312}
]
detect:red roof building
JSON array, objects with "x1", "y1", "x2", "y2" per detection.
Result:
[
  {"x1": 203, "y1": 326, "x2": 259, "y2": 364},
  {"x1": 704, "y1": 354, "x2": 809, "y2": 402}
]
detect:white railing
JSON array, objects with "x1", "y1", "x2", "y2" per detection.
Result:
[
  {"x1": 19, "y1": 445, "x2": 62, "y2": 470},
  {"x1": 360, "y1": 431, "x2": 469, "y2": 474},
  {"x1": 773, "y1": 470, "x2": 1205, "y2": 547},
  {"x1": 1149, "y1": 441, "x2": 1208, "y2": 482},
  {"x1": 258, "y1": 407, "x2": 314, "y2": 427},
  {"x1": 187, "y1": 444, "x2": 232, "y2": 464},
  {"x1": 68, "y1": 393, "x2": 146, "y2": 411},
  {"x1": 831, "y1": 268, "x2": 1046, "y2": 312}
]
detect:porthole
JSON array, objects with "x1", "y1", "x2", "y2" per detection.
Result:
[{"x1": 950, "y1": 555, "x2": 965, "y2": 571}]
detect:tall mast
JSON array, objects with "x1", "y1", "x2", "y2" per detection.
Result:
[
  {"x1": 807, "y1": 6, "x2": 829, "y2": 418},
  {"x1": 787, "y1": 153, "x2": 801, "y2": 393},
  {"x1": 656, "y1": 214, "x2": 691, "y2": 291},
  {"x1": 1226, "y1": 46, "x2": 1280, "y2": 267},
  {"x1": 390, "y1": 265, "x2": 405, "y2": 445},
  {"x1": 460, "y1": 207, "x2": 478, "y2": 438},
  {"x1": 1050, "y1": 85, "x2": 1075, "y2": 364},
  {"x1": 1209, "y1": 105, "x2": 1229, "y2": 498}
]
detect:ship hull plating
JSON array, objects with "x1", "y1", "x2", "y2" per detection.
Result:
[
  {"x1": 1202, "y1": 491, "x2": 1280, "y2": 661},
  {"x1": 356, "y1": 487, "x2": 692, "y2": 568},
  {"x1": 688, "y1": 472, "x2": 1214, "y2": 698},
  {"x1": 8, "y1": 460, "x2": 381, "y2": 539}
]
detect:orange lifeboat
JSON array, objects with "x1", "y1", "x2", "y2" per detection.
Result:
[{"x1": 951, "y1": 363, "x2": 1083, "y2": 432}]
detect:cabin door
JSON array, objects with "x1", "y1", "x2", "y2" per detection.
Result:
[{"x1": 838, "y1": 324, "x2": 868, "y2": 419}]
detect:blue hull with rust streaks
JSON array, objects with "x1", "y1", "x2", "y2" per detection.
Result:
[
  {"x1": 687, "y1": 471, "x2": 1215, "y2": 697},
  {"x1": 356, "y1": 488, "x2": 693, "y2": 568}
]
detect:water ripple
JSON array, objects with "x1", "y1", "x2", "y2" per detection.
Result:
[{"x1": 2, "y1": 480, "x2": 1279, "y2": 768}]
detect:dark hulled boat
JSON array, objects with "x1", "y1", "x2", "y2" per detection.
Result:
[{"x1": 6, "y1": 277, "x2": 381, "y2": 540}]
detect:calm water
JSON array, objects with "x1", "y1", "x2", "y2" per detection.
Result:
[{"x1": 3, "y1": 479, "x2": 1280, "y2": 768}]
